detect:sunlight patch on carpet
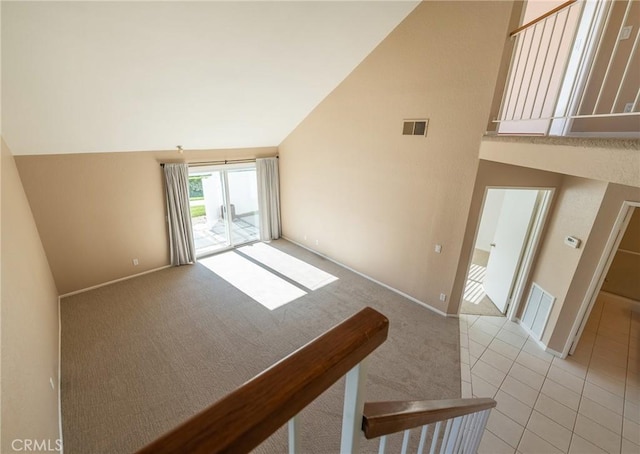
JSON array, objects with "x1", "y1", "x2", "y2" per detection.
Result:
[
  {"x1": 238, "y1": 243, "x2": 338, "y2": 290},
  {"x1": 200, "y1": 252, "x2": 306, "y2": 310}
]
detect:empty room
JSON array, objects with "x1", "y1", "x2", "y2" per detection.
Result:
[{"x1": 2, "y1": 1, "x2": 639, "y2": 453}]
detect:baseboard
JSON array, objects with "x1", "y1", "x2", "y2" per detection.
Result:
[
  {"x1": 282, "y1": 236, "x2": 451, "y2": 318},
  {"x1": 57, "y1": 296, "x2": 64, "y2": 453},
  {"x1": 59, "y1": 265, "x2": 172, "y2": 298},
  {"x1": 515, "y1": 318, "x2": 564, "y2": 358}
]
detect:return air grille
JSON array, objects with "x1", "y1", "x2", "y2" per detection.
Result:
[
  {"x1": 521, "y1": 283, "x2": 555, "y2": 340},
  {"x1": 402, "y1": 119, "x2": 429, "y2": 136}
]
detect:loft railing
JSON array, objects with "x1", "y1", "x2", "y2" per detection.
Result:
[
  {"x1": 495, "y1": 0, "x2": 640, "y2": 137},
  {"x1": 135, "y1": 307, "x2": 496, "y2": 453}
]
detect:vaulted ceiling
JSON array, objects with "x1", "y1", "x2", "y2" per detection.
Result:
[{"x1": 2, "y1": 1, "x2": 419, "y2": 155}]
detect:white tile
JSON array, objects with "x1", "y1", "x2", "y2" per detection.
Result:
[
  {"x1": 568, "y1": 434, "x2": 607, "y2": 454},
  {"x1": 624, "y1": 400, "x2": 640, "y2": 424},
  {"x1": 626, "y1": 384, "x2": 640, "y2": 405},
  {"x1": 470, "y1": 354, "x2": 479, "y2": 368},
  {"x1": 552, "y1": 356, "x2": 588, "y2": 380},
  {"x1": 541, "y1": 378, "x2": 581, "y2": 411},
  {"x1": 470, "y1": 326, "x2": 495, "y2": 347},
  {"x1": 583, "y1": 381, "x2": 624, "y2": 415},
  {"x1": 478, "y1": 429, "x2": 516, "y2": 454},
  {"x1": 509, "y1": 363, "x2": 545, "y2": 391},
  {"x1": 547, "y1": 363, "x2": 585, "y2": 392},
  {"x1": 621, "y1": 437, "x2": 640, "y2": 454},
  {"x1": 496, "y1": 329, "x2": 528, "y2": 349},
  {"x1": 526, "y1": 410, "x2": 572, "y2": 452},
  {"x1": 516, "y1": 350, "x2": 551, "y2": 376},
  {"x1": 535, "y1": 393, "x2": 577, "y2": 430},
  {"x1": 501, "y1": 376, "x2": 539, "y2": 407},
  {"x1": 623, "y1": 418, "x2": 640, "y2": 444},
  {"x1": 495, "y1": 390, "x2": 533, "y2": 427},
  {"x1": 501, "y1": 320, "x2": 528, "y2": 338},
  {"x1": 522, "y1": 339, "x2": 554, "y2": 363},
  {"x1": 469, "y1": 339, "x2": 487, "y2": 359},
  {"x1": 472, "y1": 360, "x2": 507, "y2": 387},
  {"x1": 518, "y1": 429, "x2": 562, "y2": 454},
  {"x1": 482, "y1": 315, "x2": 507, "y2": 328},
  {"x1": 586, "y1": 368, "x2": 626, "y2": 398},
  {"x1": 461, "y1": 380, "x2": 472, "y2": 398},
  {"x1": 579, "y1": 396, "x2": 623, "y2": 435},
  {"x1": 474, "y1": 318, "x2": 502, "y2": 337},
  {"x1": 460, "y1": 347, "x2": 470, "y2": 365},
  {"x1": 487, "y1": 409, "x2": 525, "y2": 448},
  {"x1": 480, "y1": 348, "x2": 514, "y2": 374},
  {"x1": 472, "y1": 373, "x2": 498, "y2": 398},
  {"x1": 461, "y1": 363, "x2": 471, "y2": 382},
  {"x1": 488, "y1": 338, "x2": 521, "y2": 361},
  {"x1": 574, "y1": 414, "x2": 622, "y2": 454}
]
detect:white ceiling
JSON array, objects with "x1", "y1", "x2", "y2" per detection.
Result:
[{"x1": 2, "y1": 1, "x2": 419, "y2": 155}]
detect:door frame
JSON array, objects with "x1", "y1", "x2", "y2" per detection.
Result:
[
  {"x1": 458, "y1": 186, "x2": 555, "y2": 321},
  {"x1": 565, "y1": 200, "x2": 639, "y2": 356}
]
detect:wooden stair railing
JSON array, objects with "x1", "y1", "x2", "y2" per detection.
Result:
[
  {"x1": 136, "y1": 307, "x2": 389, "y2": 454},
  {"x1": 362, "y1": 398, "x2": 497, "y2": 439}
]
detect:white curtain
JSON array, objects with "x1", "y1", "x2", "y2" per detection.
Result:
[
  {"x1": 164, "y1": 163, "x2": 196, "y2": 265},
  {"x1": 256, "y1": 157, "x2": 282, "y2": 241}
]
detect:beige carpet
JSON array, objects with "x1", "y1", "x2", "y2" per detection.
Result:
[{"x1": 61, "y1": 240, "x2": 461, "y2": 453}]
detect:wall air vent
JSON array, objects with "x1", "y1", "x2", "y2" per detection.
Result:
[
  {"x1": 521, "y1": 283, "x2": 555, "y2": 340},
  {"x1": 402, "y1": 119, "x2": 429, "y2": 136}
]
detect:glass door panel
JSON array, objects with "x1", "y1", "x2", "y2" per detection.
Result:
[
  {"x1": 189, "y1": 170, "x2": 231, "y2": 256},
  {"x1": 226, "y1": 168, "x2": 260, "y2": 246}
]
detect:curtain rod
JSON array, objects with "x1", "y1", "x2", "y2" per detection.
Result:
[{"x1": 160, "y1": 156, "x2": 278, "y2": 168}]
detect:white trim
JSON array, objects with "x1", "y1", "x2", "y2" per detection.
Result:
[
  {"x1": 282, "y1": 237, "x2": 451, "y2": 318},
  {"x1": 59, "y1": 265, "x2": 172, "y2": 298},
  {"x1": 58, "y1": 296, "x2": 64, "y2": 453},
  {"x1": 564, "y1": 201, "x2": 640, "y2": 357},
  {"x1": 564, "y1": 131, "x2": 640, "y2": 139},
  {"x1": 457, "y1": 186, "x2": 555, "y2": 322},
  {"x1": 515, "y1": 317, "x2": 562, "y2": 358},
  {"x1": 545, "y1": 346, "x2": 564, "y2": 357}
]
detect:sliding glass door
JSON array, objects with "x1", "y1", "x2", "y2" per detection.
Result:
[{"x1": 188, "y1": 164, "x2": 260, "y2": 257}]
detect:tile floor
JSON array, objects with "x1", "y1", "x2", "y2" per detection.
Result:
[{"x1": 459, "y1": 292, "x2": 639, "y2": 454}]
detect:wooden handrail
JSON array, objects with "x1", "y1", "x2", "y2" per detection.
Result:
[
  {"x1": 362, "y1": 398, "x2": 497, "y2": 439},
  {"x1": 510, "y1": 0, "x2": 576, "y2": 37},
  {"x1": 137, "y1": 307, "x2": 389, "y2": 454}
]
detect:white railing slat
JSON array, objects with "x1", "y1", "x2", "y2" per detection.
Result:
[
  {"x1": 400, "y1": 429, "x2": 411, "y2": 454},
  {"x1": 378, "y1": 435, "x2": 387, "y2": 454},
  {"x1": 288, "y1": 416, "x2": 300, "y2": 454},
  {"x1": 340, "y1": 360, "x2": 369, "y2": 454},
  {"x1": 429, "y1": 421, "x2": 442, "y2": 454},
  {"x1": 439, "y1": 419, "x2": 453, "y2": 454},
  {"x1": 417, "y1": 424, "x2": 429, "y2": 454}
]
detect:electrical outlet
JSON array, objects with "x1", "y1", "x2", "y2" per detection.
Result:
[
  {"x1": 435, "y1": 244, "x2": 442, "y2": 254},
  {"x1": 133, "y1": 258, "x2": 139, "y2": 266},
  {"x1": 620, "y1": 25, "x2": 633, "y2": 40},
  {"x1": 440, "y1": 293, "x2": 447, "y2": 302},
  {"x1": 624, "y1": 102, "x2": 634, "y2": 113},
  {"x1": 49, "y1": 377, "x2": 55, "y2": 390}
]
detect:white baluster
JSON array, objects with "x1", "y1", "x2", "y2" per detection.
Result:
[
  {"x1": 339, "y1": 359, "x2": 368, "y2": 454},
  {"x1": 401, "y1": 429, "x2": 411, "y2": 454},
  {"x1": 452, "y1": 415, "x2": 468, "y2": 453},
  {"x1": 461, "y1": 412, "x2": 479, "y2": 453},
  {"x1": 288, "y1": 416, "x2": 300, "y2": 454},
  {"x1": 429, "y1": 421, "x2": 442, "y2": 454},
  {"x1": 378, "y1": 435, "x2": 387, "y2": 454},
  {"x1": 469, "y1": 410, "x2": 491, "y2": 453},
  {"x1": 443, "y1": 416, "x2": 464, "y2": 454},
  {"x1": 417, "y1": 424, "x2": 429, "y2": 454},
  {"x1": 439, "y1": 419, "x2": 453, "y2": 454}
]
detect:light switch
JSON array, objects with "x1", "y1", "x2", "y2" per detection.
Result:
[
  {"x1": 620, "y1": 25, "x2": 633, "y2": 40},
  {"x1": 564, "y1": 236, "x2": 581, "y2": 248},
  {"x1": 435, "y1": 244, "x2": 442, "y2": 253}
]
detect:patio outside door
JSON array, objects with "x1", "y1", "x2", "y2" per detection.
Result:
[{"x1": 189, "y1": 164, "x2": 260, "y2": 257}]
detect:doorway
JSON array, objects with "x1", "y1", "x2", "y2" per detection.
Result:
[
  {"x1": 460, "y1": 187, "x2": 554, "y2": 319},
  {"x1": 189, "y1": 164, "x2": 260, "y2": 257},
  {"x1": 567, "y1": 201, "x2": 640, "y2": 356}
]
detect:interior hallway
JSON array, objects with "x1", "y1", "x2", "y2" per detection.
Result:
[{"x1": 459, "y1": 292, "x2": 639, "y2": 454}]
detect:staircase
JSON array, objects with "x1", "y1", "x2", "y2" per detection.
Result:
[{"x1": 136, "y1": 308, "x2": 496, "y2": 454}]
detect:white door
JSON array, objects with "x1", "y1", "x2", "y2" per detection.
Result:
[{"x1": 484, "y1": 190, "x2": 539, "y2": 313}]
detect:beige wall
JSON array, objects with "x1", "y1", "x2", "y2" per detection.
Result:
[
  {"x1": 601, "y1": 209, "x2": 640, "y2": 300},
  {"x1": 548, "y1": 182, "x2": 640, "y2": 352},
  {"x1": 1, "y1": 139, "x2": 60, "y2": 451},
  {"x1": 530, "y1": 176, "x2": 608, "y2": 346},
  {"x1": 16, "y1": 147, "x2": 276, "y2": 294},
  {"x1": 278, "y1": 1, "x2": 515, "y2": 314},
  {"x1": 480, "y1": 136, "x2": 640, "y2": 188}
]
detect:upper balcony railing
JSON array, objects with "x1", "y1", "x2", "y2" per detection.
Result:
[{"x1": 494, "y1": 0, "x2": 639, "y2": 138}]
